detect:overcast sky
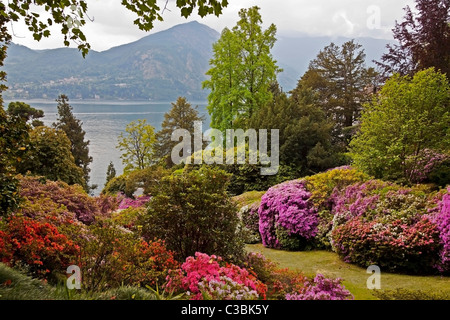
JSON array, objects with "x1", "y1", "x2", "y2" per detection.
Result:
[{"x1": 8, "y1": 0, "x2": 415, "y2": 52}]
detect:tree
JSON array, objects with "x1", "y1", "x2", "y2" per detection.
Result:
[
  {"x1": 154, "y1": 97, "x2": 204, "y2": 167},
  {"x1": 53, "y1": 94, "x2": 92, "y2": 191},
  {"x1": 105, "y1": 161, "x2": 116, "y2": 187},
  {"x1": 141, "y1": 167, "x2": 244, "y2": 262},
  {"x1": 349, "y1": 68, "x2": 450, "y2": 183},
  {"x1": 7, "y1": 101, "x2": 44, "y2": 127},
  {"x1": 203, "y1": 6, "x2": 281, "y2": 131},
  {"x1": 17, "y1": 126, "x2": 86, "y2": 187},
  {"x1": 376, "y1": 0, "x2": 450, "y2": 79},
  {"x1": 117, "y1": 119, "x2": 156, "y2": 173},
  {"x1": 249, "y1": 83, "x2": 340, "y2": 175},
  {"x1": 296, "y1": 40, "x2": 378, "y2": 146}
]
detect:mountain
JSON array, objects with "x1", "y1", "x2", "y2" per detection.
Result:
[{"x1": 3, "y1": 22, "x2": 395, "y2": 101}]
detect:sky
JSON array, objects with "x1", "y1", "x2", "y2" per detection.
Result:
[{"x1": 7, "y1": 0, "x2": 415, "y2": 52}]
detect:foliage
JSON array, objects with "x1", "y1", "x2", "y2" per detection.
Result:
[
  {"x1": 53, "y1": 94, "x2": 92, "y2": 191},
  {"x1": 18, "y1": 175, "x2": 104, "y2": 225},
  {"x1": 239, "y1": 202, "x2": 261, "y2": 244},
  {"x1": 102, "y1": 175, "x2": 127, "y2": 196},
  {"x1": 428, "y1": 187, "x2": 450, "y2": 273},
  {"x1": 112, "y1": 206, "x2": 146, "y2": 233},
  {"x1": 0, "y1": 216, "x2": 80, "y2": 279},
  {"x1": 258, "y1": 180, "x2": 319, "y2": 250},
  {"x1": 349, "y1": 68, "x2": 450, "y2": 184},
  {"x1": 405, "y1": 149, "x2": 450, "y2": 185},
  {"x1": 79, "y1": 221, "x2": 178, "y2": 291},
  {"x1": 123, "y1": 166, "x2": 170, "y2": 197},
  {"x1": 376, "y1": 0, "x2": 450, "y2": 78},
  {"x1": 105, "y1": 161, "x2": 116, "y2": 187},
  {"x1": 165, "y1": 252, "x2": 266, "y2": 300},
  {"x1": 154, "y1": 97, "x2": 204, "y2": 167},
  {"x1": 296, "y1": 40, "x2": 378, "y2": 146},
  {"x1": 7, "y1": 101, "x2": 44, "y2": 126},
  {"x1": 371, "y1": 288, "x2": 450, "y2": 300},
  {"x1": 203, "y1": 6, "x2": 281, "y2": 131},
  {"x1": 117, "y1": 119, "x2": 156, "y2": 173},
  {"x1": 142, "y1": 167, "x2": 245, "y2": 262},
  {"x1": 285, "y1": 274, "x2": 353, "y2": 300},
  {"x1": 249, "y1": 84, "x2": 339, "y2": 175},
  {"x1": 232, "y1": 191, "x2": 265, "y2": 209},
  {"x1": 331, "y1": 216, "x2": 441, "y2": 274},
  {"x1": 0, "y1": 107, "x2": 29, "y2": 216},
  {"x1": 17, "y1": 126, "x2": 86, "y2": 188},
  {"x1": 118, "y1": 195, "x2": 151, "y2": 210}
]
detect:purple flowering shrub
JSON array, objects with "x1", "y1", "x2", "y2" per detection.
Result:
[
  {"x1": 118, "y1": 194, "x2": 151, "y2": 210},
  {"x1": 427, "y1": 187, "x2": 450, "y2": 273},
  {"x1": 405, "y1": 149, "x2": 449, "y2": 184},
  {"x1": 258, "y1": 180, "x2": 319, "y2": 250},
  {"x1": 285, "y1": 274, "x2": 353, "y2": 300}
]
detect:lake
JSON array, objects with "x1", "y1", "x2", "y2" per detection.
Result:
[{"x1": 5, "y1": 100, "x2": 209, "y2": 195}]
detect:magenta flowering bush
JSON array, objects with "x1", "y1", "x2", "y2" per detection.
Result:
[
  {"x1": 118, "y1": 194, "x2": 151, "y2": 210},
  {"x1": 258, "y1": 180, "x2": 319, "y2": 250},
  {"x1": 285, "y1": 274, "x2": 353, "y2": 300},
  {"x1": 428, "y1": 187, "x2": 450, "y2": 273},
  {"x1": 165, "y1": 252, "x2": 267, "y2": 300},
  {"x1": 406, "y1": 149, "x2": 449, "y2": 184}
]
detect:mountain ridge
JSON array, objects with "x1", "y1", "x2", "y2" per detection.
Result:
[{"x1": 4, "y1": 21, "x2": 394, "y2": 101}]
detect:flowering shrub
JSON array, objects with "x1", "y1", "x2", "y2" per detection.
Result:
[
  {"x1": 79, "y1": 222, "x2": 178, "y2": 291},
  {"x1": 199, "y1": 276, "x2": 259, "y2": 300},
  {"x1": 331, "y1": 216, "x2": 441, "y2": 273},
  {"x1": 18, "y1": 175, "x2": 110, "y2": 224},
  {"x1": 285, "y1": 274, "x2": 353, "y2": 300},
  {"x1": 112, "y1": 206, "x2": 146, "y2": 232},
  {"x1": 118, "y1": 195, "x2": 151, "y2": 210},
  {"x1": 165, "y1": 252, "x2": 267, "y2": 300},
  {"x1": 405, "y1": 149, "x2": 449, "y2": 184},
  {"x1": 428, "y1": 187, "x2": 450, "y2": 273},
  {"x1": 258, "y1": 180, "x2": 319, "y2": 250},
  {"x1": 0, "y1": 216, "x2": 79, "y2": 278},
  {"x1": 239, "y1": 202, "x2": 261, "y2": 244}
]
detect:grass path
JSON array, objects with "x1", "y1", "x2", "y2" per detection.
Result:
[{"x1": 246, "y1": 244, "x2": 450, "y2": 300}]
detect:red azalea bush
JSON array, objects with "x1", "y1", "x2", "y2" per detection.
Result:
[
  {"x1": 0, "y1": 216, "x2": 80, "y2": 278},
  {"x1": 165, "y1": 252, "x2": 267, "y2": 300},
  {"x1": 331, "y1": 216, "x2": 441, "y2": 274}
]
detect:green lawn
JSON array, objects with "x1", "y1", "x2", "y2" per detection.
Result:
[{"x1": 246, "y1": 244, "x2": 450, "y2": 300}]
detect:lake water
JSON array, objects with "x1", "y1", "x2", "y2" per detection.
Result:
[{"x1": 5, "y1": 100, "x2": 209, "y2": 195}]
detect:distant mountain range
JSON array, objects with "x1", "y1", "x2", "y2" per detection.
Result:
[{"x1": 3, "y1": 21, "x2": 394, "y2": 101}]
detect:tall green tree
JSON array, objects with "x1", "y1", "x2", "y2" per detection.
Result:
[
  {"x1": 105, "y1": 161, "x2": 116, "y2": 187},
  {"x1": 17, "y1": 126, "x2": 86, "y2": 187},
  {"x1": 117, "y1": 119, "x2": 156, "y2": 173},
  {"x1": 203, "y1": 6, "x2": 281, "y2": 131},
  {"x1": 349, "y1": 68, "x2": 450, "y2": 183},
  {"x1": 154, "y1": 97, "x2": 204, "y2": 167},
  {"x1": 53, "y1": 94, "x2": 92, "y2": 191},
  {"x1": 296, "y1": 40, "x2": 377, "y2": 147}
]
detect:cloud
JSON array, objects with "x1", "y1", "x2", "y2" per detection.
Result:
[{"x1": 7, "y1": 0, "x2": 415, "y2": 51}]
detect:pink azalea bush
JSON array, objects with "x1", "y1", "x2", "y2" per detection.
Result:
[
  {"x1": 405, "y1": 149, "x2": 449, "y2": 184},
  {"x1": 427, "y1": 187, "x2": 450, "y2": 273},
  {"x1": 165, "y1": 252, "x2": 267, "y2": 300},
  {"x1": 285, "y1": 274, "x2": 353, "y2": 300},
  {"x1": 258, "y1": 180, "x2": 319, "y2": 250},
  {"x1": 118, "y1": 194, "x2": 151, "y2": 210}
]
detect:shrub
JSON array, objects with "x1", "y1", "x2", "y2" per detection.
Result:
[
  {"x1": 112, "y1": 206, "x2": 146, "y2": 232},
  {"x1": 428, "y1": 187, "x2": 450, "y2": 273},
  {"x1": 78, "y1": 221, "x2": 178, "y2": 291},
  {"x1": 0, "y1": 216, "x2": 80, "y2": 279},
  {"x1": 331, "y1": 216, "x2": 441, "y2": 274},
  {"x1": 371, "y1": 288, "x2": 450, "y2": 300},
  {"x1": 165, "y1": 252, "x2": 267, "y2": 300},
  {"x1": 285, "y1": 274, "x2": 353, "y2": 300},
  {"x1": 258, "y1": 180, "x2": 318, "y2": 250},
  {"x1": 102, "y1": 175, "x2": 127, "y2": 195},
  {"x1": 405, "y1": 149, "x2": 449, "y2": 184},
  {"x1": 18, "y1": 175, "x2": 101, "y2": 224},
  {"x1": 142, "y1": 167, "x2": 245, "y2": 262},
  {"x1": 118, "y1": 195, "x2": 151, "y2": 210},
  {"x1": 239, "y1": 202, "x2": 261, "y2": 244}
]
